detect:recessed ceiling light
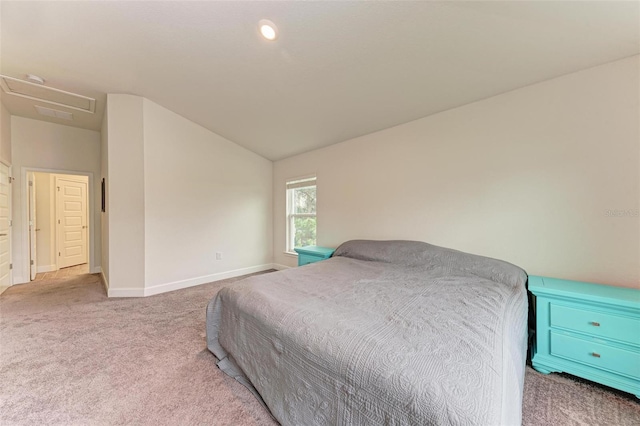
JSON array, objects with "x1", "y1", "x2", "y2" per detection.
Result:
[{"x1": 258, "y1": 19, "x2": 278, "y2": 41}]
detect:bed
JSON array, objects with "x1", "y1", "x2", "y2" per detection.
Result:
[{"x1": 206, "y1": 240, "x2": 528, "y2": 425}]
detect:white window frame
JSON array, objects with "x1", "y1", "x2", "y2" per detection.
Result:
[{"x1": 285, "y1": 176, "x2": 317, "y2": 254}]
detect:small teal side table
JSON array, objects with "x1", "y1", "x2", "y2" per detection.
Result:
[
  {"x1": 529, "y1": 275, "x2": 640, "y2": 398},
  {"x1": 293, "y1": 246, "x2": 335, "y2": 266}
]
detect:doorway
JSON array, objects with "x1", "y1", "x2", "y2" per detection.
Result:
[{"x1": 28, "y1": 172, "x2": 90, "y2": 281}]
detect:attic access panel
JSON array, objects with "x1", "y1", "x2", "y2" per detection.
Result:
[{"x1": 0, "y1": 75, "x2": 95, "y2": 113}]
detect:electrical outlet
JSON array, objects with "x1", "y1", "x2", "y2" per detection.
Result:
[{"x1": 215, "y1": 252, "x2": 222, "y2": 260}]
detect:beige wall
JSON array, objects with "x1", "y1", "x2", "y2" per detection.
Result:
[
  {"x1": 0, "y1": 101, "x2": 11, "y2": 166},
  {"x1": 104, "y1": 94, "x2": 145, "y2": 294},
  {"x1": 103, "y1": 95, "x2": 273, "y2": 296},
  {"x1": 11, "y1": 117, "x2": 101, "y2": 284},
  {"x1": 142, "y1": 99, "x2": 273, "y2": 292},
  {"x1": 274, "y1": 56, "x2": 640, "y2": 288}
]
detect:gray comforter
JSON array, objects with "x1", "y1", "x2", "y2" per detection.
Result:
[{"x1": 206, "y1": 240, "x2": 528, "y2": 425}]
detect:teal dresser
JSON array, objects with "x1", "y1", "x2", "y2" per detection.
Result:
[
  {"x1": 529, "y1": 275, "x2": 640, "y2": 398},
  {"x1": 293, "y1": 246, "x2": 335, "y2": 266}
]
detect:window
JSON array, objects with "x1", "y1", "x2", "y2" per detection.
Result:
[{"x1": 286, "y1": 176, "x2": 316, "y2": 253}]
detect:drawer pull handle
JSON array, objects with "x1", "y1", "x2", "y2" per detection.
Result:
[
  {"x1": 590, "y1": 321, "x2": 600, "y2": 327},
  {"x1": 591, "y1": 352, "x2": 601, "y2": 358}
]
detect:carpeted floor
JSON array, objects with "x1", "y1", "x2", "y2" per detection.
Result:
[{"x1": 1, "y1": 272, "x2": 638, "y2": 425}]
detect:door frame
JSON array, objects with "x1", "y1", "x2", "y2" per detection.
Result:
[
  {"x1": 27, "y1": 171, "x2": 37, "y2": 280},
  {"x1": 20, "y1": 167, "x2": 96, "y2": 283},
  {"x1": 1, "y1": 161, "x2": 12, "y2": 287}
]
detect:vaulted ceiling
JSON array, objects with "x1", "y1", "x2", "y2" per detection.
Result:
[{"x1": 1, "y1": 1, "x2": 638, "y2": 160}]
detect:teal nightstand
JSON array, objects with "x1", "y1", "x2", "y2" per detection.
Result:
[
  {"x1": 293, "y1": 246, "x2": 335, "y2": 266},
  {"x1": 529, "y1": 275, "x2": 640, "y2": 398}
]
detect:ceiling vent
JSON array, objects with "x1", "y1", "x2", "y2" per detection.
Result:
[
  {"x1": 0, "y1": 75, "x2": 95, "y2": 114},
  {"x1": 34, "y1": 105, "x2": 73, "y2": 121}
]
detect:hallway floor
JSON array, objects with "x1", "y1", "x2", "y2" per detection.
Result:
[
  {"x1": 0, "y1": 264, "x2": 90, "y2": 296},
  {"x1": 34, "y1": 263, "x2": 89, "y2": 281}
]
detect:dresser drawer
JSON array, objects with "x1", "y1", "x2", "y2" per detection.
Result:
[
  {"x1": 550, "y1": 332, "x2": 640, "y2": 379},
  {"x1": 530, "y1": 275, "x2": 640, "y2": 396},
  {"x1": 550, "y1": 304, "x2": 640, "y2": 346}
]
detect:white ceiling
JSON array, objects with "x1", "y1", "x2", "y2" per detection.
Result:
[{"x1": 1, "y1": 1, "x2": 638, "y2": 161}]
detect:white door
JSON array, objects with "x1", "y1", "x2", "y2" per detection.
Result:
[
  {"x1": 0, "y1": 163, "x2": 11, "y2": 286},
  {"x1": 28, "y1": 172, "x2": 37, "y2": 280},
  {"x1": 56, "y1": 177, "x2": 88, "y2": 269}
]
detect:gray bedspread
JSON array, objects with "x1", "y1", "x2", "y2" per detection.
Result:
[{"x1": 206, "y1": 240, "x2": 528, "y2": 425}]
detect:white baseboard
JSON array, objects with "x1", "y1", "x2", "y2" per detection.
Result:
[
  {"x1": 36, "y1": 264, "x2": 56, "y2": 273},
  {"x1": 108, "y1": 287, "x2": 145, "y2": 298},
  {"x1": 143, "y1": 263, "x2": 275, "y2": 297},
  {"x1": 106, "y1": 264, "x2": 276, "y2": 298},
  {"x1": 91, "y1": 266, "x2": 102, "y2": 274},
  {"x1": 272, "y1": 263, "x2": 292, "y2": 270}
]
